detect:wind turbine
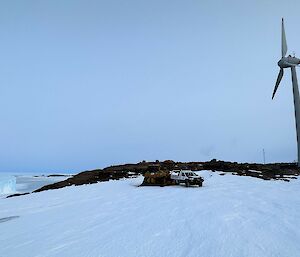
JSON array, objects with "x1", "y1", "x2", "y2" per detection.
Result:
[{"x1": 272, "y1": 18, "x2": 300, "y2": 167}]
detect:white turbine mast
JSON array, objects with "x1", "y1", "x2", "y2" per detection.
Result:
[{"x1": 272, "y1": 18, "x2": 300, "y2": 167}]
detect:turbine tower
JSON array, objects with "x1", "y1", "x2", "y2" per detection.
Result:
[{"x1": 272, "y1": 18, "x2": 300, "y2": 167}]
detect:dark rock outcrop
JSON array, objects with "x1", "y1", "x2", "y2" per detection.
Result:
[{"x1": 6, "y1": 192, "x2": 30, "y2": 198}]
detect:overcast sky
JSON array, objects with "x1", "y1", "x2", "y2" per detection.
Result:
[{"x1": 0, "y1": 0, "x2": 300, "y2": 172}]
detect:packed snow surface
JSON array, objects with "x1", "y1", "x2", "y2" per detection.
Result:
[
  {"x1": 0, "y1": 175, "x2": 16, "y2": 195},
  {"x1": 1, "y1": 171, "x2": 300, "y2": 257}
]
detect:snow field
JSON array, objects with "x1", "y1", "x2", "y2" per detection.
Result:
[{"x1": 0, "y1": 171, "x2": 300, "y2": 257}]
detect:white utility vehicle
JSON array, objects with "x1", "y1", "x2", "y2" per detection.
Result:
[{"x1": 170, "y1": 170, "x2": 203, "y2": 187}]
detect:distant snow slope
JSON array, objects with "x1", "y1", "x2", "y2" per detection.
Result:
[{"x1": 1, "y1": 171, "x2": 300, "y2": 257}]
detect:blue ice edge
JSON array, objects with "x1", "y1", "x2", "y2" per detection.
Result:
[{"x1": 0, "y1": 175, "x2": 16, "y2": 195}]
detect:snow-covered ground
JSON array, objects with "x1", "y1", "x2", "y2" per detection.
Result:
[{"x1": 1, "y1": 171, "x2": 300, "y2": 257}]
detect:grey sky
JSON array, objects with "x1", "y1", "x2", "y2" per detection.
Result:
[{"x1": 0, "y1": 0, "x2": 299, "y2": 172}]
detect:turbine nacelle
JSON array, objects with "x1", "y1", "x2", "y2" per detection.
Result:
[{"x1": 278, "y1": 56, "x2": 300, "y2": 68}]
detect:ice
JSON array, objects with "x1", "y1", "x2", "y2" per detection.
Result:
[
  {"x1": 15, "y1": 175, "x2": 69, "y2": 193},
  {"x1": 0, "y1": 175, "x2": 16, "y2": 195}
]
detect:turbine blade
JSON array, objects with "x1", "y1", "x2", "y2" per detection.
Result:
[
  {"x1": 272, "y1": 68, "x2": 284, "y2": 99},
  {"x1": 282, "y1": 18, "x2": 288, "y2": 57}
]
